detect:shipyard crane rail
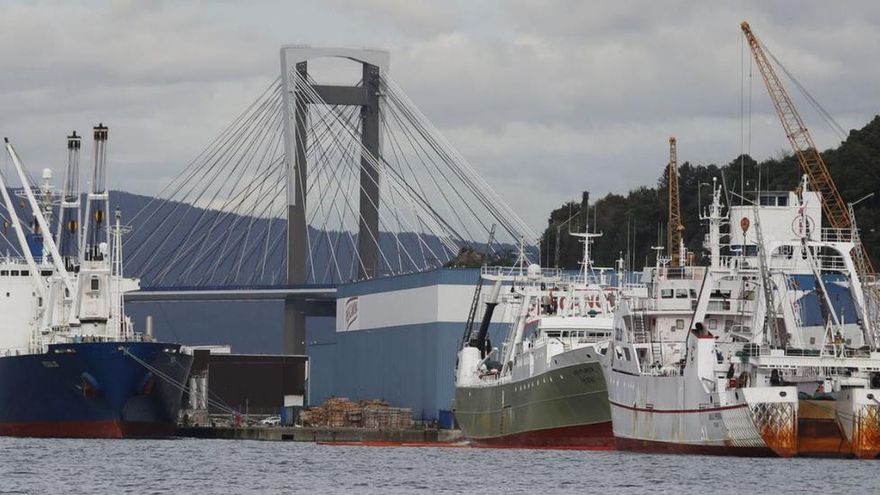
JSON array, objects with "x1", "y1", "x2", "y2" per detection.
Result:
[{"x1": 740, "y1": 21, "x2": 873, "y2": 274}]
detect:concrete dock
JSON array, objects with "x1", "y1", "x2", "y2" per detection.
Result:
[{"x1": 177, "y1": 426, "x2": 465, "y2": 445}]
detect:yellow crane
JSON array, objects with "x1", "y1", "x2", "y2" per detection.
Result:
[
  {"x1": 667, "y1": 137, "x2": 684, "y2": 267},
  {"x1": 741, "y1": 21, "x2": 873, "y2": 273}
]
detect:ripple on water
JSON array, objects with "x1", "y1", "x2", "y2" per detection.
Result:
[{"x1": 0, "y1": 438, "x2": 875, "y2": 494}]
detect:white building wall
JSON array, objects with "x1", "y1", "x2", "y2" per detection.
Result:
[{"x1": 337, "y1": 282, "x2": 514, "y2": 332}]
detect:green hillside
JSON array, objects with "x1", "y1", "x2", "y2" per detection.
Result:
[{"x1": 539, "y1": 116, "x2": 880, "y2": 270}]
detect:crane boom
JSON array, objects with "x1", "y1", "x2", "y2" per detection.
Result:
[
  {"x1": 741, "y1": 21, "x2": 872, "y2": 273},
  {"x1": 667, "y1": 137, "x2": 684, "y2": 267},
  {"x1": 741, "y1": 22, "x2": 849, "y2": 228}
]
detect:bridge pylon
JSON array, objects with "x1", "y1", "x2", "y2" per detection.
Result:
[{"x1": 280, "y1": 46, "x2": 390, "y2": 353}]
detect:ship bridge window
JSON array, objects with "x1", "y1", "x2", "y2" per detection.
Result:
[
  {"x1": 710, "y1": 290, "x2": 731, "y2": 299},
  {"x1": 90, "y1": 277, "x2": 99, "y2": 291},
  {"x1": 20, "y1": 270, "x2": 28, "y2": 277},
  {"x1": 660, "y1": 289, "x2": 673, "y2": 299},
  {"x1": 675, "y1": 289, "x2": 688, "y2": 299},
  {"x1": 545, "y1": 331, "x2": 560, "y2": 338},
  {"x1": 41, "y1": 270, "x2": 52, "y2": 277},
  {"x1": 0, "y1": 270, "x2": 6, "y2": 276},
  {"x1": 10, "y1": 270, "x2": 19, "y2": 276},
  {"x1": 759, "y1": 194, "x2": 788, "y2": 206}
]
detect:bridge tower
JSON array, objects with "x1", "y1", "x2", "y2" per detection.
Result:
[{"x1": 279, "y1": 46, "x2": 390, "y2": 354}]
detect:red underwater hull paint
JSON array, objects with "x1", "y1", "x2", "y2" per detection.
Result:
[
  {"x1": 0, "y1": 421, "x2": 178, "y2": 439},
  {"x1": 614, "y1": 436, "x2": 778, "y2": 457},
  {"x1": 470, "y1": 422, "x2": 614, "y2": 450}
]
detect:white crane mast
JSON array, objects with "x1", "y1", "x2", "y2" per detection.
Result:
[{"x1": 4, "y1": 139, "x2": 74, "y2": 295}]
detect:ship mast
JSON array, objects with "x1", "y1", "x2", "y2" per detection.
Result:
[
  {"x1": 81, "y1": 124, "x2": 110, "y2": 264},
  {"x1": 56, "y1": 131, "x2": 82, "y2": 261},
  {"x1": 570, "y1": 191, "x2": 602, "y2": 283},
  {"x1": 700, "y1": 178, "x2": 724, "y2": 269},
  {"x1": 109, "y1": 209, "x2": 131, "y2": 340},
  {"x1": 75, "y1": 125, "x2": 114, "y2": 340}
]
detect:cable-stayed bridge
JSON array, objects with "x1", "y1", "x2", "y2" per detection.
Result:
[
  {"x1": 0, "y1": 47, "x2": 535, "y2": 352},
  {"x1": 123, "y1": 46, "x2": 534, "y2": 291},
  {"x1": 116, "y1": 47, "x2": 536, "y2": 353}
]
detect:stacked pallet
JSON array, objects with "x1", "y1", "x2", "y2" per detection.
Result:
[
  {"x1": 389, "y1": 408, "x2": 413, "y2": 429},
  {"x1": 325, "y1": 397, "x2": 360, "y2": 427},
  {"x1": 301, "y1": 397, "x2": 413, "y2": 429}
]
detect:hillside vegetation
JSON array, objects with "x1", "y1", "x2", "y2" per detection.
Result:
[{"x1": 540, "y1": 116, "x2": 880, "y2": 270}]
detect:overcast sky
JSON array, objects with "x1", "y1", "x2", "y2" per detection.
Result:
[{"x1": 0, "y1": 0, "x2": 878, "y2": 231}]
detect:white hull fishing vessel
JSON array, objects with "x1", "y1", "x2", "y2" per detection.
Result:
[
  {"x1": 454, "y1": 221, "x2": 621, "y2": 448},
  {"x1": 606, "y1": 178, "x2": 880, "y2": 457}
]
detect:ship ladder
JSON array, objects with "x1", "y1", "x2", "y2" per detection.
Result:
[{"x1": 630, "y1": 312, "x2": 648, "y2": 344}]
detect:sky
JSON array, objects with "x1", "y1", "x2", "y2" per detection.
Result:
[{"x1": 0, "y1": 0, "x2": 878, "y2": 232}]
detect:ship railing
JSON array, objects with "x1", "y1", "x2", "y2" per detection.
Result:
[
  {"x1": 648, "y1": 266, "x2": 706, "y2": 281},
  {"x1": 821, "y1": 228, "x2": 854, "y2": 243},
  {"x1": 745, "y1": 343, "x2": 873, "y2": 359},
  {"x1": 717, "y1": 255, "x2": 759, "y2": 271},
  {"x1": 640, "y1": 362, "x2": 683, "y2": 377},
  {"x1": 0, "y1": 346, "x2": 30, "y2": 357},
  {"x1": 481, "y1": 265, "x2": 562, "y2": 281},
  {"x1": 559, "y1": 274, "x2": 604, "y2": 285},
  {"x1": 813, "y1": 254, "x2": 847, "y2": 271}
]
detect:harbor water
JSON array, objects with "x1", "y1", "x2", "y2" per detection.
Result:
[{"x1": 0, "y1": 437, "x2": 874, "y2": 494}]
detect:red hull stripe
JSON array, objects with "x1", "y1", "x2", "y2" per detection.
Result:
[
  {"x1": 0, "y1": 421, "x2": 177, "y2": 439},
  {"x1": 615, "y1": 436, "x2": 777, "y2": 457},
  {"x1": 609, "y1": 399, "x2": 748, "y2": 414},
  {"x1": 317, "y1": 441, "x2": 470, "y2": 448},
  {"x1": 470, "y1": 422, "x2": 614, "y2": 450}
]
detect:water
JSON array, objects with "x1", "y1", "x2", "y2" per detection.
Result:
[{"x1": 0, "y1": 438, "x2": 875, "y2": 494}]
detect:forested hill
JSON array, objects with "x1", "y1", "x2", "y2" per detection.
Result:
[{"x1": 540, "y1": 115, "x2": 880, "y2": 270}]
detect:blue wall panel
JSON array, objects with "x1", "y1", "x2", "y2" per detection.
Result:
[
  {"x1": 329, "y1": 322, "x2": 508, "y2": 421},
  {"x1": 126, "y1": 300, "x2": 284, "y2": 354}
]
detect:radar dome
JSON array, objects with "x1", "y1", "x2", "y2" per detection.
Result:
[{"x1": 527, "y1": 263, "x2": 542, "y2": 279}]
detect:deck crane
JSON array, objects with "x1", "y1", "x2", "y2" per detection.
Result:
[
  {"x1": 667, "y1": 137, "x2": 685, "y2": 267},
  {"x1": 741, "y1": 21, "x2": 873, "y2": 274}
]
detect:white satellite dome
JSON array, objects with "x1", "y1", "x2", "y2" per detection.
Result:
[{"x1": 527, "y1": 263, "x2": 542, "y2": 279}]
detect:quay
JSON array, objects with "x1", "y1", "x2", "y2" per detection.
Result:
[{"x1": 176, "y1": 426, "x2": 465, "y2": 445}]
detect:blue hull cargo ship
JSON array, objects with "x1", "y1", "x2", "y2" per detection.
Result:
[
  {"x1": 0, "y1": 342, "x2": 191, "y2": 438},
  {"x1": 0, "y1": 127, "x2": 191, "y2": 438}
]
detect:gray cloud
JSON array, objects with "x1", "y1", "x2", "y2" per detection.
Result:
[{"x1": 0, "y1": 0, "x2": 877, "y2": 232}]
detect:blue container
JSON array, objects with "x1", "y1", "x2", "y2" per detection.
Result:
[
  {"x1": 281, "y1": 406, "x2": 300, "y2": 426},
  {"x1": 438, "y1": 409, "x2": 454, "y2": 429}
]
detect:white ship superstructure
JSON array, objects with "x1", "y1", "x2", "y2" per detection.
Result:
[
  {"x1": 0, "y1": 127, "x2": 142, "y2": 357},
  {"x1": 606, "y1": 177, "x2": 880, "y2": 458}
]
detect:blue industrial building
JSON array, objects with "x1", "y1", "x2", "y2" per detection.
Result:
[{"x1": 306, "y1": 268, "x2": 510, "y2": 422}]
